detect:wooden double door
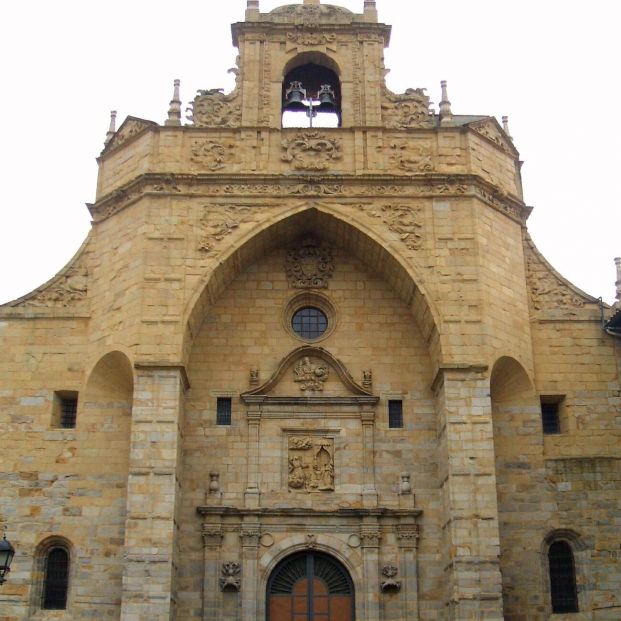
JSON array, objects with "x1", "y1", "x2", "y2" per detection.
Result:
[{"x1": 267, "y1": 552, "x2": 355, "y2": 621}]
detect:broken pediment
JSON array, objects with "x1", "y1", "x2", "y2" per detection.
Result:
[{"x1": 241, "y1": 346, "x2": 377, "y2": 405}]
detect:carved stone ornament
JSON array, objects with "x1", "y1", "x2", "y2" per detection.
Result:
[
  {"x1": 381, "y1": 565, "x2": 402, "y2": 593},
  {"x1": 356, "y1": 204, "x2": 424, "y2": 251},
  {"x1": 306, "y1": 534, "x2": 317, "y2": 549},
  {"x1": 382, "y1": 87, "x2": 434, "y2": 130},
  {"x1": 362, "y1": 370, "x2": 373, "y2": 390},
  {"x1": 524, "y1": 237, "x2": 586, "y2": 311},
  {"x1": 396, "y1": 524, "x2": 420, "y2": 548},
  {"x1": 281, "y1": 130, "x2": 342, "y2": 171},
  {"x1": 17, "y1": 266, "x2": 88, "y2": 308},
  {"x1": 104, "y1": 117, "x2": 156, "y2": 153},
  {"x1": 202, "y1": 524, "x2": 223, "y2": 548},
  {"x1": 250, "y1": 368, "x2": 260, "y2": 386},
  {"x1": 388, "y1": 141, "x2": 433, "y2": 173},
  {"x1": 293, "y1": 357, "x2": 330, "y2": 392},
  {"x1": 188, "y1": 88, "x2": 241, "y2": 128},
  {"x1": 285, "y1": 234, "x2": 334, "y2": 289},
  {"x1": 287, "y1": 30, "x2": 337, "y2": 47},
  {"x1": 469, "y1": 118, "x2": 515, "y2": 154},
  {"x1": 288, "y1": 436, "x2": 335, "y2": 492},
  {"x1": 190, "y1": 139, "x2": 233, "y2": 171},
  {"x1": 197, "y1": 205, "x2": 254, "y2": 254},
  {"x1": 220, "y1": 562, "x2": 241, "y2": 592},
  {"x1": 240, "y1": 529, "x2": 261, "y2": 547},
  {"x1": 209, "y1": 472, "x2": 220, "y2": 493},
  {"x1": 360, "y1": 528, "x2": 382, "y2": 547}
]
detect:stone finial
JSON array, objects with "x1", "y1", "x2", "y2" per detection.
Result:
[
  {"x1": 165, "y1": 79, "x2": 182, "y2": 126},
  {"x1": 104, "y1": 110, "x2": 117, "y2": 146},
  {"x1": 502, "y1": 115, "x2": 513, "y2": 140},
  {"x1": 399, "y1": 472, "x2": 412, "y2": 494},
  {"x1": 363, "y1": 0, "x2": 378, "y2": 20},
  {"x1": 615, "y1": 257, "x2": 621, "y2": 302},
  {"x1": 209, "y1": 471, "x2": 220, "y2": 493},
  {"x1": 439, "y1": 80, "x2": 454, "y2": 126}
]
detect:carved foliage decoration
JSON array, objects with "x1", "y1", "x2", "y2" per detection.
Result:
[
  {"x1": 381, "y1": 565, "x2": 401, "y2": 592},
  {"x1": 357, "y1": 204, "x2": 424, "y2": 251},
  {"x1": 388, "y1": 141, "x2": 433, "y2": 173},
  {"x1": 525, "y1": 238, "x2": 586, "y2": 311},
  {"x1": 190, "y1": 139, "x2": 234, "y2": 171},
  {"x1": 382, "y1": 87, "x2": 433, "y2": 130},
  {"x1": 282, "y1": 131, "x2": 342, "y2": 171},
  {"x1": 285, "y1": 234, "x2": 334, "y2": 288},
  {"x1": 197, "y1": 205, "x2": 254, "y2": 254},
  {"x1": 16, "y1": 265, "x2": 88, "y2": 308},
  {"x1": 220, "y1": 562, "x2": 241, "y2": 592},
  {"x1": 288, "y1": 436, "x2": 334, "y2": 492},
  {"x1": 188, "y1": 89, "x2": 241, "y2": 128},
  {"x1": 287, "y1": 30, "x2": 337, "y2": 47},
  {"x1": 293, "y1": 357, "x2": 329, "y2": 392}
]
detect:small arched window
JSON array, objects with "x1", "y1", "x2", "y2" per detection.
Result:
[
  {"x1": 42, "y1": 547, "x2": 70, "y2": 610},
  {"x1": 548, "y1": 541, "x2": 578, "y2": 613}
]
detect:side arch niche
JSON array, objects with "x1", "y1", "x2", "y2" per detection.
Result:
[{"x1": 267, "y1": 551, "x2": 355, "y2": 621}]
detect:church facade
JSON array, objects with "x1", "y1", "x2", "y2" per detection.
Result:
[{"x1": 1, "y1": 2, "x2": 620, "y2": 620}]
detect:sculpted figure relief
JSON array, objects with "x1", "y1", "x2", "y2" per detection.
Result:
[
  {"x1": 288, "y1": 436, "x2": 335, "y2": 492},
  {"x1": 293, "y1": 357, "x2": 329, "y2": 392}
]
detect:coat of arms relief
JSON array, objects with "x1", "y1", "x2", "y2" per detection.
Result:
[{"x1": 288, "y1": 436, "x2": 335, "y2": 492}]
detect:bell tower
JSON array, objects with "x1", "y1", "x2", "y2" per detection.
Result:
[{"x1": 231, "y1": 0, "x2": 390, "y2": 128}]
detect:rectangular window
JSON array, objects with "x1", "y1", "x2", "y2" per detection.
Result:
[
  {"x1": 216, "y1": 397, "x2": 232, "y2": 426},
  {"x1": 541, "y1": 397, "x2": 563, "y2": 434},
  {"x1": 52, "y1": 391, "x2": 78, "y2": 429},
  {"x1": 388, "y1": 399, "x2": 403, "y2": 429}
]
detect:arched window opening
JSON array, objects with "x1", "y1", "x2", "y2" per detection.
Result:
[
  {"x1": 268, "y1": 551, "x2": 354, "y2": 621},
  {"x1": 282, "y1": 62, "x2": 341, "y2": 128},
  {"x1": 42, "y1": 547, "x2": 70, "y2": 610},
  {"x1": 548, "y1": 541, "x2": 578, "y2": 613}
]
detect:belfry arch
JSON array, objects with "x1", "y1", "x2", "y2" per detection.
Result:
[{"x1": 182, "y1": 206, "x2": 442, "y2": 368}]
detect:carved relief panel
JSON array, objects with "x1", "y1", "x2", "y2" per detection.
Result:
[{"x1": 287, "y1": 435, "x2": 335, "y2": 493}]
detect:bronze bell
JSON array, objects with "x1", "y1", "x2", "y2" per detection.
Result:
[
  {"x1": 284, "y1": 81, "x2": 308, "y2": 112},
  {"x1": 316, "y1": 84, "x2": 337, "y2": 113}
]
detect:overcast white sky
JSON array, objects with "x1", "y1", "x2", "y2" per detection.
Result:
[{"x1": 0, "y1": 0, "x2": 618, "y2": 305}]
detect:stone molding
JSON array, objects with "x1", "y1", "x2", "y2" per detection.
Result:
[{"x1": 88, "y1": 172, "x2": 528, "y2": 224}]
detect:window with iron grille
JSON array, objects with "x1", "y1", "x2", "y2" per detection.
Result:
[
  {"x1": 291, "y1": 306, "x2": 328, "y2": 340},
  {"x1": 53, "y1": 391, "x2": 78, "y2": 429},
  {"x1": 388, "y1": 399, "x2": 403, "y2": 429},
  {"x1": 548, "y1": 541, "x2": 578, "y2": 613},
  {"x1": 43, "y1": 547, "x2": 69, "y2": 610},
  {"x1": 541, "y1": 398, "x2": 562, "y2": 434},
  {"x1": 216, "y1": 397, "x2": 232, "y2": 426}
]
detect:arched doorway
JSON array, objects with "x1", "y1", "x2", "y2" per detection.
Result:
[{"x1": 267, "y1": 551, "x2": 354, "y2": 621}]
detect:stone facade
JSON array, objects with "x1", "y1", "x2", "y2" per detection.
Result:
[{"x1": 0, "y1": 1, "x2": 620, "y2": 620}]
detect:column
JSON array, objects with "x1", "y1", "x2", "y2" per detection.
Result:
[
  {"x1": 120, "y1": 365, "x2": 187, "y2": 621},
  {"x1": 434, "y1": 366, "x2": 504, "y2": 620},
  {"x1": 240, "y1": 522, "x2": 261, "y2": 621},
  {"x1": 202, "y1": 523, "x2": 223, "y2": 620}
]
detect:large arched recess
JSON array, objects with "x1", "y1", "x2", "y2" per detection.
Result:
[
  {"x1": 490, "y1": 356, "x2": 546, "y2": 618},
  {"x1": 182, "y1": 205, "x2": 442, "y2": 368}
]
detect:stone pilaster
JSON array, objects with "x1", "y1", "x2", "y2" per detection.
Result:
[
  {"x1": 433, "y1": 365, "x2": 504, "y2": 620},
  {"x1": 245, "y1": 407, "x2": 261, "y2": 508},
  {"x1": 240, "y1": 523, "x2": 261, "y2": 621},
  {"x1": 397, "y1": 523, "x2": 420, "y2": 620},
  {"x1": 361, "y1": 409, "x2": 378, "y2": 507},
  {"x1": 202, "y1": 523, "x2": 223, "y2": 620},
  {"x1": 120, "y1": 366, "x2": 187, "y2": 621},
  {"x1": 361, "y1": 521, "x2": 382, "y2": 621}
]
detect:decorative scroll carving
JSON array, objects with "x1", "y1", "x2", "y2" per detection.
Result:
[
  {"x1": 282, "y1": 131, "x2": 342, "y2": 171},
  {"x1": 220, "y1": 562, "x2": 241, "y2": 592},
  {"x1": 388, "y1": 141, "x2": 433, "y2": 173},
  {"x1": 197, "y1": 205, "x2": 254, "y2": 254},
  {"x1": 188, "y1": 89, "x2": 241, "y2": 128},
  {"x1": 470, "y1": 118, "x2": 514, "y2": 154},
  {"x1": 526, "y1": 244, "x2": 586, "y2": 311},
  {"x1": 396, "y1": 524, "x2": 420, "y2": 548},
  {"x1": 293, "y1": 357, "x2": 330, "y2": 392},
  {"x1": 356, "y1": 204, "x2": 424, "y2": 251},
  {"x1": 381, "y1": 565, "x2": 401, "y2": 592},
  {"x1": 287, "y1": 31, "x2": 337, "y2": 46},
  {"x1": 285, "y1": 234, "x2": 334, "y2": 288},
  {"x1": 190, "y1": 139, "x2": 234, "y2": 171},
  {"x1": 288, "y1": 436, "x2": 335, "y2": 492},
  {"x1": 17, "y1": 266, "x2": 88, "y2": 308},
  {"x1": 240, "y1": 528, "x2": 261, "y2": 547},
  {"x1": 382, "y1": 87, "x2": 433, "y2": 129}
]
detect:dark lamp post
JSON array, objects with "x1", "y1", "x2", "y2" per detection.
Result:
[{"x1": 0, "y1": 533, "x2": 15, "y2": 585}]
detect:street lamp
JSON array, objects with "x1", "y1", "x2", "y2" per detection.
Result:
[{"x1": 0, "y1": 533, "x2": 15, "y2": 585}]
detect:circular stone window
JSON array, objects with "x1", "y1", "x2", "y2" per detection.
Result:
[{"x1": 284, "y1": 293, "x2": 336, "y2": 343}]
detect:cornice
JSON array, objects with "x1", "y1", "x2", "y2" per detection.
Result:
[
  {"x1": 197, "y1": 506, "x2": 421, "y2": 519},
  {"x1": 89, "y1": 172, "x2": 529, "y2": 224}
]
